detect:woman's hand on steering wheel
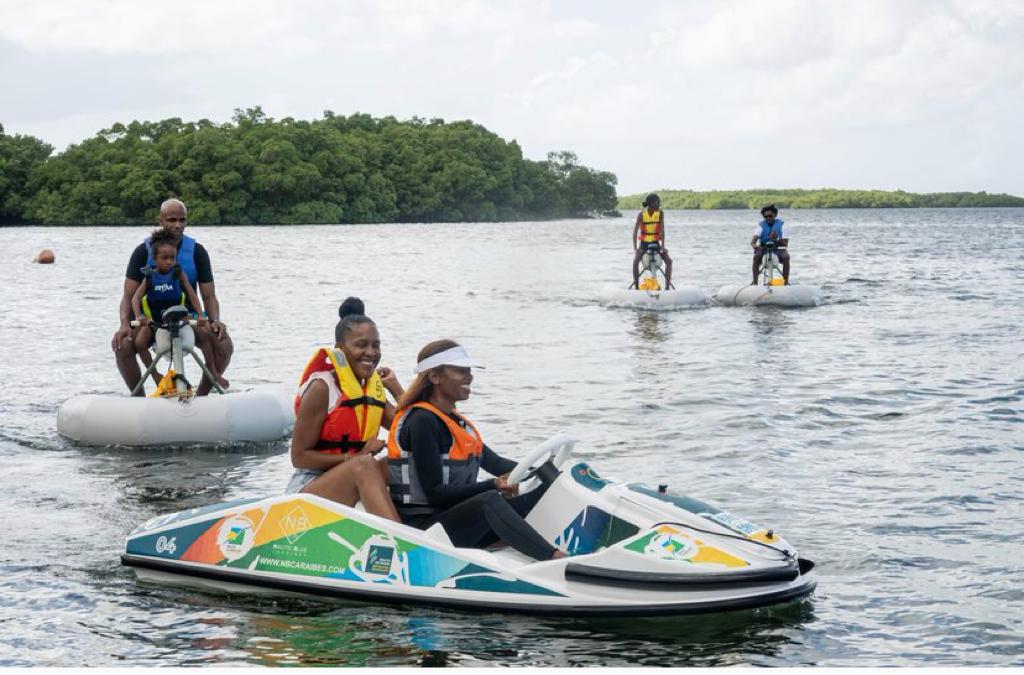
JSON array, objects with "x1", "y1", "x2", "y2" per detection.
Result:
[{"x1": 493, "y1": 473, "x2": 520, "y2": 497}]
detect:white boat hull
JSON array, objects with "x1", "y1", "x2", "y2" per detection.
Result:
[
  {"x1": 57, "y1": 390, "x2": 295, "y2": 446},
  {"x1": 599, "y1": 285, "x2": 707, "y2": 308},
  {"x1": 715, "y1": 284, "x2": 823, "y2": 307},
  {"x1": 122, "y1": 460, "x2": 816, "y2": 616}
]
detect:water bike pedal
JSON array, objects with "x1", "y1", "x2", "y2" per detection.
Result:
[{"x1": 150, "y1": 370, "x2": 194, "y2": 399}]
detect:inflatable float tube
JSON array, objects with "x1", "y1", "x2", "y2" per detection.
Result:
[
  {"x1": 599, "y1": 285, "x2": 707, "y2": 308},
  {"x1": 714, "y1": 284, "x2": 823, "y2": 307},
  {"x1": 57, "y1": 390, "x2": 295, "y2": 446}
]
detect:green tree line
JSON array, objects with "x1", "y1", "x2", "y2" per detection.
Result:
[
  {"x1": 0, "y1": 109, "x2": 619, "y2": 225},
  {"x1": 619, "y1": 188, "x2": 1024, "y2": 210}
]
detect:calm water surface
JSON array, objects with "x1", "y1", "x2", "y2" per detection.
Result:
[{"x1": 1, "y1": 208, "x2": 1022, "y2": 666}]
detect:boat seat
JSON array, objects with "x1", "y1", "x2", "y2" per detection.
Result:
[{"x1": 424, "y1": 523, "x2": 453, "y2": 547}]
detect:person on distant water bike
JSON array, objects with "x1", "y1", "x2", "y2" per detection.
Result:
[
  {"x1": 632, "y1": 193, "x2": 673, "y2": 290},
  {"x1": 751, "y1": 203, "x2": 790, "y2": 285}
]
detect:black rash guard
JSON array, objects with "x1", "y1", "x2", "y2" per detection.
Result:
[
  {"x1": 397, "y1": 406, "x2": 516, "y2": 514},
  {"x1": 394, "y1": 406, "x2": 556, "y2": 560}
]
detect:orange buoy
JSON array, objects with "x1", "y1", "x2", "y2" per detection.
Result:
[{"x1": 34, "y1": 249, "x2": 55, "y2": 264}]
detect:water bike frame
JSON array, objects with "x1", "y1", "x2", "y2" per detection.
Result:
[
  {"x1": 759, "y1": 240, "x2": 786, "y2": 287},
  {"x1": 130, "y1": 305, "x2": 226, "y2": 397},
  {"x1": 638, "y1": 242, "x2": 668, "y2": 291}
]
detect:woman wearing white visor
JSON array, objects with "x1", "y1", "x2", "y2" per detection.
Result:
[{"x1": 386, "y1": 339, "x2": 566, "y2": 560}]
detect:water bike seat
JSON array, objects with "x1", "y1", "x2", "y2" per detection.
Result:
[{"x1": 160, "y1": 305, "x2": 191, "y2": 323}]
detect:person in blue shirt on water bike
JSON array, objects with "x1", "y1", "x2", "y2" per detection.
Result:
[
  {"x1": 750, "y1": 204, "x2": 790, "y2": 285},
  {"x1": 111, "y1": 198, "x2": 234, "y2": 396},
  {"x1": 130, "y1": 227, "x2": 226, "y2": 391}
]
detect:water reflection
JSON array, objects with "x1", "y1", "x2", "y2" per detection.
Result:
[
  {"x1": 200, "y1": 596, "x2": 818, "y2": 667},
  {"x1": 100, "y1": 577, "x2": 818, "y2": 668},
  {"x1": 76, "y1": 442, "x2": 287, "y2": 514},
  {"x1": 747, "y1": 307, "x2": 796, "y2": 342},
  {"x1": 631, "y1": 311, "x2": 671, "y2": 344},
  {"x1": 627, "y1": 312, "x2": 675, "y2": 390}
]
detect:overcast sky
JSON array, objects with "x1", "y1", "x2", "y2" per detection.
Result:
[{"x1": 2, "y1": 0, "x2": 1022, "y2": 195}]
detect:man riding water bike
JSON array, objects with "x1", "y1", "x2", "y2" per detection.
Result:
[
  {"x1": 111, "y1": 198, "x2": 234, "y2": 396},
  {"x1": 632, "y1": 193, "x2": 673, "y2": 290},
  {"x1": 750, "y1": 203, "x2": 790, "y2": 285}
]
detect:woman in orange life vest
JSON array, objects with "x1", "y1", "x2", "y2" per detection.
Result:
[
  {"x1": 387, "y1": 339, "x2": 567, "y2": 561},
  {"x1": 286, "y1": 297, "x2": 402, "y2": 521},
  {"x1": 631, "y1": 193, "x2": 673, "y2": 289}
]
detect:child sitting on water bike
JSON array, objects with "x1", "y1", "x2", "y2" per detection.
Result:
[{"x1": 130, "y1": 228, "x2": 227, "y2": 391}]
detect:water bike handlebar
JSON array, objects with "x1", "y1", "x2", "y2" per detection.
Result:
[
  {"x1": 129, "y1": 305, "x2": 202, "y2": 329},
  {"x1": 130, "y1": 318, "x2": 200, "y2": 329}
]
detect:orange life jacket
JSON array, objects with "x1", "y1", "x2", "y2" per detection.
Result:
[
  {"x1": 387, "y1": 401, "x2": 484, "y2": 505},
  {"x1": 638, "y1": 208, "x2": 663, "y2": 243},
  {"x1": 295, "y1": 347, "x2": 387, "y2": 454}
]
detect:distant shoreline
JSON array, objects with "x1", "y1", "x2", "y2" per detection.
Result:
[
  {"x1": 617, "y1": 189, "x2": 1024, "y2": 210},
  {"x1": 10, "y1": 204, "x2": 1024, "y2": 228}
]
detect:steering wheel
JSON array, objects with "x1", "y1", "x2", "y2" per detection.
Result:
[{"x1": 506, "y1": 433, "x2": 576, "y2": 486}]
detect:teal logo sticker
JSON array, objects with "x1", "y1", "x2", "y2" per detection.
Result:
[{"x1": 367, "y1": 545, "x2": 394, "y2": 575}]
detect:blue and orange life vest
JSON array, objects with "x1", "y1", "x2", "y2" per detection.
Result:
[{"x1": 295, "y1": 347, "x2": 387, "y2": 454}]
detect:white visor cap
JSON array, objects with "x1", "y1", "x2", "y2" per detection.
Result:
[{"x1": 414, "y1": 345, "x2": 484, "y2": 374}]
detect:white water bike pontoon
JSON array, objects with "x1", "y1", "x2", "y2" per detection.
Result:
[
  {"x1": 58, "y1": 305, "x2": 294, "y2": 446},
  {"x1": 122, "y1": 435, "x2": 816, "y2": 616},
  {"x1": 715, "y1": 241, "x2": 822, "y2": 308},
  {"x1": 600, "y1": 243, "x2": 706, "y2": 308}
]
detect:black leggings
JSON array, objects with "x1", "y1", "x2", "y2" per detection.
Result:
[{"x1": 409, "y1": 484, "x2": 555, "y2": 560}]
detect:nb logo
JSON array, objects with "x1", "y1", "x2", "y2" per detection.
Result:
[
  {"x1": 155, "y1": 536, "x2": 177, "y2": 554},
  {"x1": 281, "y1": 506, "x2": 312, "y2": 544}
]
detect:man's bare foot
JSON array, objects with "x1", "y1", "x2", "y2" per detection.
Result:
[{"x1": 551, "y1": 550, "x2": 568, "y2": 560}]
